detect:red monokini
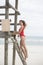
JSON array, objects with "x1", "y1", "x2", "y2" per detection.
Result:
[{"x1": 19, "y1": 28, "x2": 25, "y2": 37}]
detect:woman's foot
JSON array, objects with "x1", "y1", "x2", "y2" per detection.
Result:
[
  {"x1": 24, "y1": 52, "x2": 28, "y2": 60},
  {"x1": 25, "y1": 52, "x2": 28, "y2": 60},
  {"x1": 26, "y1": 51, "x2": 28, "y2": 58}
]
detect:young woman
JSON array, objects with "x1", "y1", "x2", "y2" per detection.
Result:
[
  {"x1": 12, "y1": 20, "x2": 28, "y2": 60},
  {"x1": 18, "y1": 20, "x2": 28, "y2": 60}
]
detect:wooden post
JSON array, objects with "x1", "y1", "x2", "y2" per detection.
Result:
[
  {"x1": 12, "y1": 0, "x2": 18, "y2": 65},
  {"x1": 9, "y1": 3, "x2": 20, "y2": 15},
  {"x1": 4, "y1": 0, "x2": 9, "y2": 65}
]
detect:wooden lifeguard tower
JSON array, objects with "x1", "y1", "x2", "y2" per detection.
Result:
[{"x1": 0, "y1": 0, "x2": 27, "y2": 65}]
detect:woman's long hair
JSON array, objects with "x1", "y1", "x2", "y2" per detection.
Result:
[{"x1": 19, "y1": 20, "x2": 26, "y2": 28}]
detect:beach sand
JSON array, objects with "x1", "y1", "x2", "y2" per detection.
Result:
[{"x1": 0, "y1": 44, "x2": 43, "y2": 65}]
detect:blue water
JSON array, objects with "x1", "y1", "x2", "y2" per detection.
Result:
[{"x1": 0, "y1": 36, "x2": 43, "y2": 45}]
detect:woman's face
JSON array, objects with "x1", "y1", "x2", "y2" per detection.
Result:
[{"x1": 19, "y1": 21, "x2": 23, "y2": 26}]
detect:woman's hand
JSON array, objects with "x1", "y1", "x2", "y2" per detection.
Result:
[
  {"x1": 11, "y1": 31, "x2": 16, "y2": 35},
  {"x1": 11, "y1": 31, "x2": 19, "y2": 36},
  {"x1": 18, "y1": 34, "x2": 20, "y2": 37}
]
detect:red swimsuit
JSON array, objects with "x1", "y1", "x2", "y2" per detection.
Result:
[{"x1": 19, "y1": 27, "x2": 25, "y2": 37}]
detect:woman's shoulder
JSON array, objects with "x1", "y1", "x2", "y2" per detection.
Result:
[
  {"x1": 19, "y1": 26, "x2": 24, "y2": 29},
  {"x1": 19, "y1": 26, "x2": 25, "y2": 30},
  {"x1": 22, "y1": 26, "x2": 24, "y2": 28}
]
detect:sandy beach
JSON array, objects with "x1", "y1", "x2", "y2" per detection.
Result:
[{"x1": 0, "y1": 44, "x2": 43, "y2": 65}]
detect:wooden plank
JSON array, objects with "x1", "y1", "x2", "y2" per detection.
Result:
[
  {"x1": 8, "y1": 3, "x2": 20, "y2": 15},
  {"x1": 0, "y1": 6, "x2": 11, "y2": 9},
  {"x1": 4, "y1": 33, "x2": 8, "y2": 65},
  {"x1": 12, "y1": 0, "x2": 18, "y2": 65},
  {"x1": 0, "y1": 23, "x2": 19, "y2": 25},
  {"x1": 10, "y1": 23, "x2": 19, "y2": 25},
  {"x1": 0, "y1": 5, "x2": 20, "y2": 15},
  {"x1": 4, "y1": 0, "x2": 9, "y2": 65},
  {"x1": 0, "y1": 19, "x2": 11, "y2": 22},
  {"x1": 0, "y1": 32, "x2": 5, "y2": 38},
  {"x1": 5, "y1": 1, "x2": 9, "y2": 19},
  {"x1": 0, "y1": 31, "x2": 16, "y2": 38},
  {"x1": 0, "y1": 13, "x2": 20, "y2": 16},
  {"x1": 0, "y1": 6, "x2": 6, "y2": 9}
]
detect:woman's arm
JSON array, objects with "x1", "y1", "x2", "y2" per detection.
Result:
[
  {"x1": 11, "y1": 31, "x2": 19, "y2": 36},
  {"x1": 11, "y1": 26, "x2": 24, "y2": 36},
  {"x1": 19, "y1": 26, "x2": 24, "y2": 34}
]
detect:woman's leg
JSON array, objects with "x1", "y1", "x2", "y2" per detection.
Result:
[
  {"x1": 20, "y1": 40, "x2": 26, "y2": 59},
  {"x1": 21, "y1": 36, "x2": 28, "y2": 58}
]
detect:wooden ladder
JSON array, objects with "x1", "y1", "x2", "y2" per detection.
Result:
[{"x1": 9, "y1": 32, "x2": 27, "y2": 65}]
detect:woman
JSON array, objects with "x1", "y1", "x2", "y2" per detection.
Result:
[{"x1": 12, "y1": 20, "x2": 28, "y2": 60}]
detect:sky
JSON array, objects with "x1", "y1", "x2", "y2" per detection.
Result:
[{"x1": 0, "y1": 0, "x2": 43, "y2": 36}]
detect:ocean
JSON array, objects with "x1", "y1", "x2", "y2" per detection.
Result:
[
  {"x1": 26, "y1": 36, "x2": 43, "y2": 45},
  {"x1": 0, "y1": 36, "x2": 43, "y2": 45}
]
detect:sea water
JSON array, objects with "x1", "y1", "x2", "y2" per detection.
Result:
[
  {"x1": 0, "y1": 36, "x2": 43, "y2": 45},
  {"x1": 26, "y1": 36, "x2": 43, "y2": 45}
]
